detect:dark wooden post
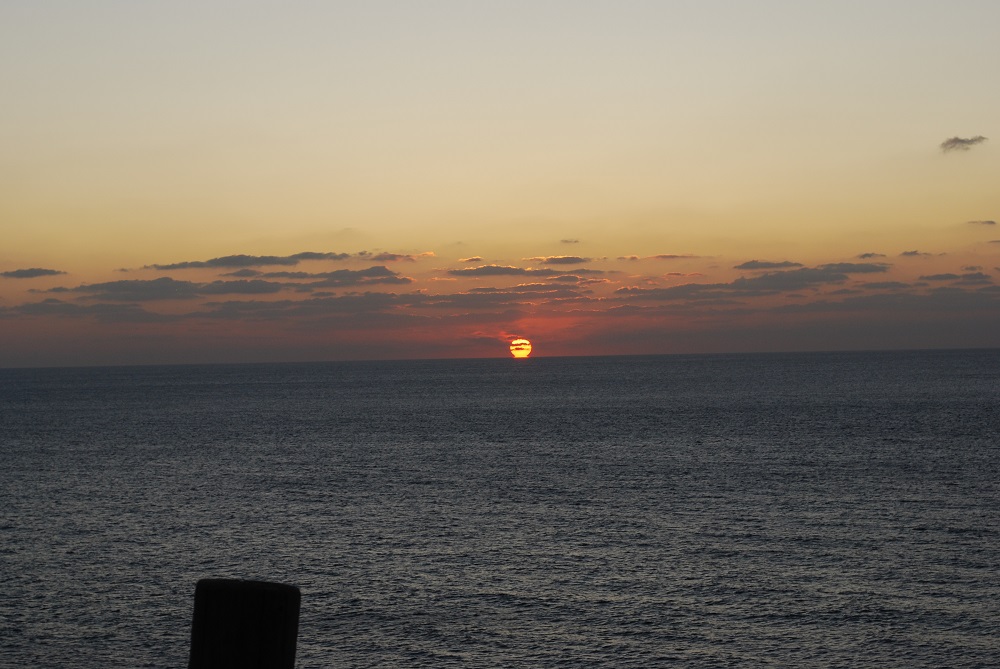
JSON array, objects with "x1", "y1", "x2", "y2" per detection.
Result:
[{"x1": 188, "y1": 578, "x2": 301, "y2": 669}]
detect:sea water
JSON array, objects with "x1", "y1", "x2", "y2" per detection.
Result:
[{"x1": 1, "y1": 350, "x2": 999, "y2": 667}]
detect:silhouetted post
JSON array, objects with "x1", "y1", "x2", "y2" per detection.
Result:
[{"x1": 188, "y1": 578, "x2": 300, "y2": 669}]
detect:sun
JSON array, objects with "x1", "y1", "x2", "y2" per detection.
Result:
[{"x1": 509, "y1": 338, "x2": 532, "y2": 358}]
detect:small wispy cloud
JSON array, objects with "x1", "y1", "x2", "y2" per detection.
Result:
[
  {"x1": 148, "y1": 252, "x2": 351, "y2": 270},
  {"x1": 734, "y1": 260, "x2": 803, "y2": 270},
  {"x1": 560, "y1": 239, "x2": 580, "y2": 244},
  {"x1": 526, "y1": 256, "x2": 592, "y2": 265},
  {"x1": 968, "y1": 220, "x2": 996, "y2": 226},
  {"x1": 857, "y1": 252, "x2": 886, "y2": 259},
  {"x1": 1, "y1": 268, "x2": 67, "y2": 279},
  {"x1": 458, "y1": 257, "x2": 483, "y2": 263},
  {"x1": 356, "y1": 251, "x2": 434, "y2": 262},
  {"x1": 940, "y1": 135, "x2": 987, "y2": 152},
  {"x1": 900, "y1": 250, "x2": 932, "y2": 257}
]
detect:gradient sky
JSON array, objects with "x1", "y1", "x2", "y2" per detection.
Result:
[{"x1": 2, "y1": 0, "x2": 999, "y2": 367}]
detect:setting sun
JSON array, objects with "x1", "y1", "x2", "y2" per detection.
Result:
[{"x1": 509, "y1": 338, "x2": 532, "y2": 358}]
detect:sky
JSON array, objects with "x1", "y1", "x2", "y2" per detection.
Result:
[{"x1": 2, "y1": 0, "x2": 999, "y2": 367}]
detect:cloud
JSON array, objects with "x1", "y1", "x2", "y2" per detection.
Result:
[
  {"x1": 900, "y1": 250, "x2": 932, "y2": 257},
  {"x1": 458, "y1": 256, "x2": 483, "y2": 263},
  {"x1": 197, "y1": 280, "x2": 288, "y2": 295},
  {"x1": 306, "y1": 266, "x2": 413, "y2": 288},
  {"x1": 968, "y1": 220, "x2": 996, "y2": 226},
  {"x1": 0, "y1": 298, "x2": 173, "y2": 323},
  {"x1": 56, "y1": 277, "x2": 203, "y2": 300},
  {"x1": 734, "y1": 260, "x2": 803, "y2": 270},
  {"x1": 857, "y1": 252, "x2": 886, "y2": 259},
  {"x1": 366, "y1": 252, "x2": 434, "y2": 262},
  {"x1": 561, "y1": 239, "x2": 580, "y2": 244},
  {"x1": 447, "y1": 264, "x2": 605, "y2": 277},
  {"x1": 920, "y1": 272, "x2": 993, "y2": 286},
  {"x1": 616, "y1": 267, "x2": 854, "y2": 302},
  {"x1": 1, "y1": 268, "x2": 67, "y2": 279},
  {"x1": 526, "y1": 255, "x2": 592, "y2": 265},
  {"x1": 861, "y1": 281, "x2": 910, "y2": 290},
  {"x1": 222, "y1": 269, "x2": 263, "y2": 277},
  {"x1": 148, "y1": 252, "x2": 351, "y2": 270},
  {"x1": 818, "y1": 262, "x2": 890, "y2": 274},
  {"x1": 940, "y1": 135, "x2": 988, "y2": 152},
  {"x1": 616, "y1": 254, "x2": 697, "y2": 262},
  {"x1": 258, "y1": 266, "x2": 412, "y2": 286}
]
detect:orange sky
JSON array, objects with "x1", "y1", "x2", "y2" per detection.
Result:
[{"x1": 2, "y1": 1, "x2": 999, "y2": 367}]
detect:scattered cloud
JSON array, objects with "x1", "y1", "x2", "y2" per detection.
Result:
[
  {"x1": 54, "y1": 277, "x2": 203, "y2": 300},
  {"x1": 818, "y1": 262, "x2": 890, "y2": 274},
  {"x1": 968, "y1": 220, "x2": 996, "y2": 226},
  {"x1": 0, "y1": 299, "x2": 174, "y2": 323},
  {"x1": 526, "y1": 255, "x2": 592, "y2": 265},
  {"x1": 222, "y1": 269, "x2": 263, "y2": 277},
  {"x1": 940, "y1": 135, "x2": 988, "y2": 152},
  {"x1": 900, "y1": 250, "x2": 932, "y2": 257},
  {"x1": 734, "y1": 260, "x2": 803, "y2": 270},
  {"x1": 861, "y1": 281, "x2": 910, "y2": 290},
  {"x1": 448, "y1": 264, "x2": 603, "y2": 277},
  {"x1": 857, "y1": 252, "x2": 886, "y2": 259},
  {"x1": 307, "y1": 266, "x2": 413, "y2": 288},
  {"x1": 362, "y1": 252, "x2": 434, "y2": 262},
  {"x1": 148, "y1": 252, "x2": 351, "y2": 270},
  {"x1": 616, "y1": 254, "x2": 697, "y2": 261},
  {"x1": 919, "y1": 272, "x2": 993, "y2": 285},
  {"x1": 1, "y1": 268, "x2": 67, "y2": 279}
]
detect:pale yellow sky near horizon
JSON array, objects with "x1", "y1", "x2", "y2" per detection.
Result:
[{"x1": 2, "y1": 1, "x2": 999, "y2": 365}]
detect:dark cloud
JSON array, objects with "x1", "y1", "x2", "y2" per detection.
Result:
[
  {"x1": 956, "y1": 272, "x2": 994, "y2": 285},
  {"x1": 919, "y1": 272, "x2": 994, "y2": 286},
  {"x1": 307, "y1": 266, "x2": 413, "y2": 288},
  {"x1": 448, "y1": 264, "x2": 605, "y2": 278},
  {"x1": 968, "y1": 220, "x2": 996, "y2": 226},
  {"x1": 940, "y1": 135, "x2": 988, "y2": 152},
  {"x1": 222, "y1": 269, "x2": 263, "y2": 277},
  {"x1": 448, "y1": 265, "x2": 560, "y2": 277},
  {"x1": 527, "y1": 256, "x2": 591, "y2": 265},
  {"x1": 900, "y1": 250, "x2": 931, "y2": 257},
  {"x1": 197, "y1": 280, "x2": 288, "y2": 295},
  {"x1": 650, "y1": 254, "x2": 697, "y2": 260},
  {"x1": 458, "y1": 256, "x2": 483, "y2": 263},
  {"x1": 857, "y1": 252, "x2": 886, "y2": 259},
  {"x1": 148, "y1": 252, "x2": 351, "y2": 270},
  {"x1": 0, "y1": 298, "x2": 173, "y2": 323},
  {"x1": 818, "y1": 262, "x2": 890, "y2": 274},
  {"x1": 258, "y1": 266, "x2": 411, "y2": 287},
  {"x1": 57, "y1": 277, "x2": 202, "y2": 300},
  {"x1": 618, "y1": 256, "x2": 641, "y2": 261},
  {"x1": 1, "y1": 268, "x2": 67, "y2": 279},
  {"x1": 861, "y1": 281, "x2": 910, "y2": 290},
  {"x1": 734, "y1": 260, "x2": 803, "y2": 270},
  {"x1": 367, "y1": 252, "x2": 430, "y2": 262},
  {"x1": 616, "y1": 267, "x2": 853, "y2": 302}
]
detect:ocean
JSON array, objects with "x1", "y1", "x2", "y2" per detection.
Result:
[{"x1": 2, "y1": 350, "x2": 999, "y2": 668}]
